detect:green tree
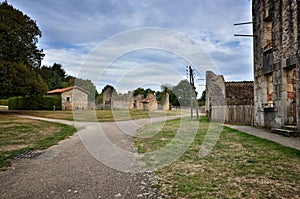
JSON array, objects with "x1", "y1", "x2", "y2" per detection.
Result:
[
  {"x1": 67, "y1": 76, "x2": 98, "y2": 101},
  {"x1": 133, "y1": 87, "x2": 146, "y2": 97},
  {"x1": 133, "y1": 87, "x2": 155, "y2": 98},
  {"x1": 198, "y1": 90, "x2": 206, "y2": 106},
  {"x1": 156, "y1": 85, "x2": 171, "y2": 105},
  {"x1": 0, "y1": 2, "x2": 47, "y2": 99},
  {"x1": 0, "y1": 1, "x2": 44, "y2": 68},
  {"x1": 101, "y1": 85, "x2": 116, "y2": 94},
  {"x1": 39, "y1": 63, "x2": 66, "y2": 90},
  {"x1": 0, "y1": 61, "x2": 47, "y2": 99},
  {"x1": 172, "y1": 79, "x2": 195, "y2": 107}
]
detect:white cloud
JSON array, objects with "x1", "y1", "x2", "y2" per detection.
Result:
[
  {"x1": 42, "y1": 48, "x2": 87, "y2": 77},
  {"x1": 8, "y1": 0, "x2": 254, "y2": 93}
]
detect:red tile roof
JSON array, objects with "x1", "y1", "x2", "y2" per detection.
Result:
[
  {"x1": 47, "y1": 86, "x2": 89, "y2": 95},
  {"x1": 140, "y1": 97, "x2": 155, "y2": 103}
]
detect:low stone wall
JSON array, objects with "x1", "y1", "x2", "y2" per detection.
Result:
[{"x1": 0, "y1": 105, "x2": 8, "y2": 111}]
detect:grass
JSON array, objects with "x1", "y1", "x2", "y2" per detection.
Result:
[
  {"x1": 16, "y1": 109, "x2": 183, "y2": 122},
  {"x1": 0, "y1": 113, "x2": 77, "y2": 171},
  {"x1": 135, "y1": 116, "x2": 300, "y2": 198}
]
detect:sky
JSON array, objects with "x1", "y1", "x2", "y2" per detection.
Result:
[{"x1": 5, "y1": 0, "x2": 253, "y2": 94}]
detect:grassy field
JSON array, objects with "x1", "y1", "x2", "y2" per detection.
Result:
[
  {"x1": 0, "y1": 113, "x2": 77, "y2": 171},
  {"x1": 16, "y1": 109, "x2": 183, "y2": 122},
  {"x1": 135, "y1": 116, "x2": 300, "y2": 198}
]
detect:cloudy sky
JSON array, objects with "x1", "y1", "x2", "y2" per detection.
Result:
[{"x1": 6, "y1": 0, "x2": 253, "y2": 94}]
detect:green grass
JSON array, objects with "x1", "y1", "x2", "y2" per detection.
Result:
[
  {"x1": 16, "y1": 109, "x2": 183, "y2": 122},
  {"x1": 135, "y1": 116, "x2": 300, "y2": 198},
  {"x1": 0, "y1": 114, "x2": 77, "y2": 171}
]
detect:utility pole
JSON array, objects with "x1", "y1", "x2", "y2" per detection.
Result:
[{"x1": 187, "y1": 66, "x2": 199, "y2": 119}]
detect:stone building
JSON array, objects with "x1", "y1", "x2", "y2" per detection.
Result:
[
  {"x1": 252, "y1": 0, "x2": 300, "y2": 132},
  {"x1": 101, "y1": 88, "x2": 169, "y2": 111},
  {"x1": 113, "y1": 92, "x2": 131, "y2": 110},
  {"x1": 225, "y1": 81, "x2": 254, "y2": 106},
  {"x1": 47, "y1": 86, "x2": 89, "y2": 110},
  {"x1": 129, "y1": 94, "x2": 144, "y2": 110},
  {"x1": 140, "y1": 93, "x2": 158, "y2": 111},
  {"x1": 206, "y1": 71, "x2": 254, "y2": 125},
  {"x1": 102, "y1": 87, "x2": 114, "y2": 109},
  {"x1": 130, "y1": 92, "x2": 158, "y2": 111}
]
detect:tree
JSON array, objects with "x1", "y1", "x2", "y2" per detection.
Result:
[
  {"x1": 156, "y1": 85, "x2": 171, "y2": 105},
  {"x1": 133, "y1": 87, "x2": 146, "y2": 97},
  {"x1": 133, "y1": 87, "x2": 155, "y2": 98},
  {"x1": 67, "y1": 76, "x2": 98, "y2": 101},
  {"x1": 39, "y1": 63, "x2": 66, "y2": 91},
  {"x1": 101, "y1": 85, "x2": 115, "y2": 94},
  {"x1": 0, "y1": 61, "x2": 47, "y2": 99},
  {"x1": 171, "y1": 80, "x2": 194, "y2": 107},
  {"x1": 0, "y1": 2, "x2": 47, "y2": 99},
  {"x1": 0, "y1": 1, "x2": 44, "y2": 68},
  {"x1": 198, "y1": 90, "x2": 206, "y2": 106}
]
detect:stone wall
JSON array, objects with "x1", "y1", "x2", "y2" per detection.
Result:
[
  {"x1": 225, "y1": 81, "x2": 254, "y2": 105},
  {"x1": 102, "y1": 88, "x2": 113, "y2": 109},
  {"x1": 129, "y1": 94, "x2": 144, "y2": 110},
  {"x1": 205, "y1": 71, "x2": 226, "y2": 121},
  {"x1": 252, "y1": 0, "x2": 300, "y2": 131},
  {"x1": 61, "y1": 88, "x2": 88, "y2": 110},
  {"x1": 206, "y1": 71, "x2": 254, "y2": 125},
  {"x1": 205, "y1": 71, "x2": 226, "y2": 112},
  {"x1": 163, "y1": 92, "x2": 170, "y2": 111}
]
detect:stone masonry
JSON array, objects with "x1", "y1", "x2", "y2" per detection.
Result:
[
  {"x1": 47, "y1": 86, "x2": 89, "y2": 110},
  {"x1": 252, "y1": 0, "x2": 300, "y2": 131}
]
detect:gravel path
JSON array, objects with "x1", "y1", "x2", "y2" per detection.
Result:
[{"x1": 0, "y1": 115, "x2": 183, "y2": 199}]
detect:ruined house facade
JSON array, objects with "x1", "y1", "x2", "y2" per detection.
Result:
[
  {"x1": 101, "y1": 89, "x2": 168, "y2": 111},
  {"x1": 102, "y1": 87, "x2": 114, "y2": 109},
  {"x1": 252, "y1": 0, "x2": 300, "y2": 131},
  {"x1": 129, "y1": 92, "x2": 158, "y2": 111}
]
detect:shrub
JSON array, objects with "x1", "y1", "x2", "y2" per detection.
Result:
[
  {"x1": 0, "y1": 99, "x2": 9, "y2": 106},
  {"x1": 41, "y1": 96, "x2": 62, "y2": 110},
  {"x1": 8, "y1": 97, "x2": 25, "y2": 110},
  {"x1": 8, "y1": 96, "x2": 61, "y2": 110}
]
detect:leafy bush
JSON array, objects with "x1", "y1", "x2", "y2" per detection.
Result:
[
  {"x1": 8, "y1": 97, "x2": 25, "y2": 110},
  {"x1": 41, "y1": 96, "x2": 62, "y2": 110},
  {"x1": 0, "y1": 99, "x2": 9, "y2": 106},
  {"x1": 8, "y1": 96, "x2": 61, "y2": 110}
]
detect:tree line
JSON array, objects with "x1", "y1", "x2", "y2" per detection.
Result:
[{"x1": 0, "y1": 1, "x2": 205, "y2": 108}]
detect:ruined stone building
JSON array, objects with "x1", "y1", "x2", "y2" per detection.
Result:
[
  {"x1": 205, "y1": 71, "x2": 226, "y2": 114},
  {"x1": 101, "y1": 88, "x2": 131, "y2": 110},
  {"x1": 102, "y1": 87, "x2": 114, "y2": 109},
  {"x1": 101, "y1": 86, "x2": 169, "y2": 111},
  {"x1": 252, "y1": 0, "x2": 300, "y2": 132},
  {"x1": 47, "y1": 86, "x2": 89, "y2": 110},
  {"x1": 206, "y1": 71, "x2": 254, "y2": 125},
  {"x1": 129, "y1": 92, "x2": 158, "y2": 111}
]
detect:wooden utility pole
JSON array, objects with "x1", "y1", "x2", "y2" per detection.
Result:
[{"x1": 187, "y1": 66, "x2": 199, "y2": 119}]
